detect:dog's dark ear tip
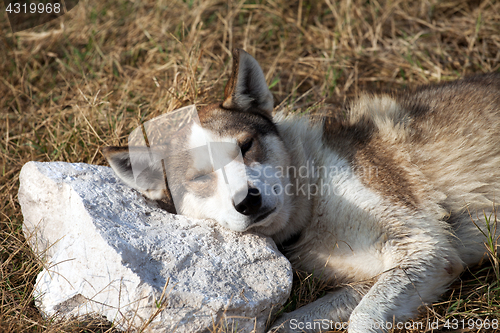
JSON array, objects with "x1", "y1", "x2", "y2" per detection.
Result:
[{"x1": 102, "y1": 146, "x2": 112, "y2": 158}]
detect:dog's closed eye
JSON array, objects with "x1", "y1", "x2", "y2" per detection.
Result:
[
  {"x1": 240, "y1": 138, "x2": 253, "y2": 157},
  {"x1": 186, "y1": 167, "x2": 212, "y2": 183}
]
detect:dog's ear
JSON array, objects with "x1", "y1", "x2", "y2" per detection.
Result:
[
  {"x1": 102, "y1": 146, "x2": 176, "y2": 213},
  {"x1": 222, "y1": 48, "x2": 274, "y2": 116}
]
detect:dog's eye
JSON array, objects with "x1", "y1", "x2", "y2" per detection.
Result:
[
  {"x1": 240, "y1": 138, "x2": 253, "y2": 156},
  {"x1": 191, "y1": 174, "x2": 210, "y2": 183}
]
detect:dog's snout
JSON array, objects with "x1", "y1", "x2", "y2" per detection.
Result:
[{"x1": 234, "y1": 188, "x2": 261, "y2": 216}]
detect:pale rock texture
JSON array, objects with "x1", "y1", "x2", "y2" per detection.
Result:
[{"x1": 18, "y1": 161, "x2": 292, "y2": 333}]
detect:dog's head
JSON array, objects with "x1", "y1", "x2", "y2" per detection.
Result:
[{"x1": 103, "y1": 49, "x2": 293, "y2": 236}]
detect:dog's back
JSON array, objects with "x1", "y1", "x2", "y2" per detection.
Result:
[
  {"x1": 402, "y1": 74, "x2": 500, "y2": 208},
  {"x1": 354, "y1": 75, "x2": 500, "y2": 265},
  {"x1": 397, "y1": 75, "x2": 500, "y2": 264},
  {"x1": 323, "y1": 74, "x2": 500, "y2": 213}
]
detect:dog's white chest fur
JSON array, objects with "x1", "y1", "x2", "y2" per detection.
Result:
[{"x1": 276, "y1": 115, "x2": 391, "y2": 283}]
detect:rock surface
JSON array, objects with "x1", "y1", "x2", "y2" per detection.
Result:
[{"x1": 18, "y1": 161, "x2": 292, "y2": 333}]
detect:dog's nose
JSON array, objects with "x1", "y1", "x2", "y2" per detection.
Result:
[{"x1": 234, "y1": 188, "x2": 262, "y2": 215}]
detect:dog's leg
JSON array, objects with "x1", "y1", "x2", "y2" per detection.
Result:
[
  {"x1": 346, "y1": 241, "x2": 464, "y2": 333},
  {"x1": 268, "y1": 283, "x2": 370, "y2": 333},
  {"x1": 270, "y1": 221, "x2": 464, "y2": 333},
  {"x1": 270, "y1": 257, "x2": 462, "y2": 333}
]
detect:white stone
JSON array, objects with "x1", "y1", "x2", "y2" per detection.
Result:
[{"x1": 18, "y1": 161, "x2": 292, "y2": 333}]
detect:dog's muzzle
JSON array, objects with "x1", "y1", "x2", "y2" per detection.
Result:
[
  {"x1": 234, "y1": 187, "x2": 277, "y2": 225},
  {"x1": 234, "y1": 187, "x2": 261, "y2": 216}
]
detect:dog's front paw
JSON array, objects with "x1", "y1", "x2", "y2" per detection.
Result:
[
  {"x1": 267, "y1": 319, "x2": 291, "y2": 333},
  {"x1": 267, "y1": 314, "x2": 298, "y2": 333},
  {"x1": 268, "y1": 313, "x2": 324, "y2": 333},
  {"x1": 267, "y1": 325, "x2": 287, "y2": 333}
]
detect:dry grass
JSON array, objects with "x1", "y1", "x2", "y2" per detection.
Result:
[{"x1": 1, "y1": 0, "x2": 500, "y2": 331}]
